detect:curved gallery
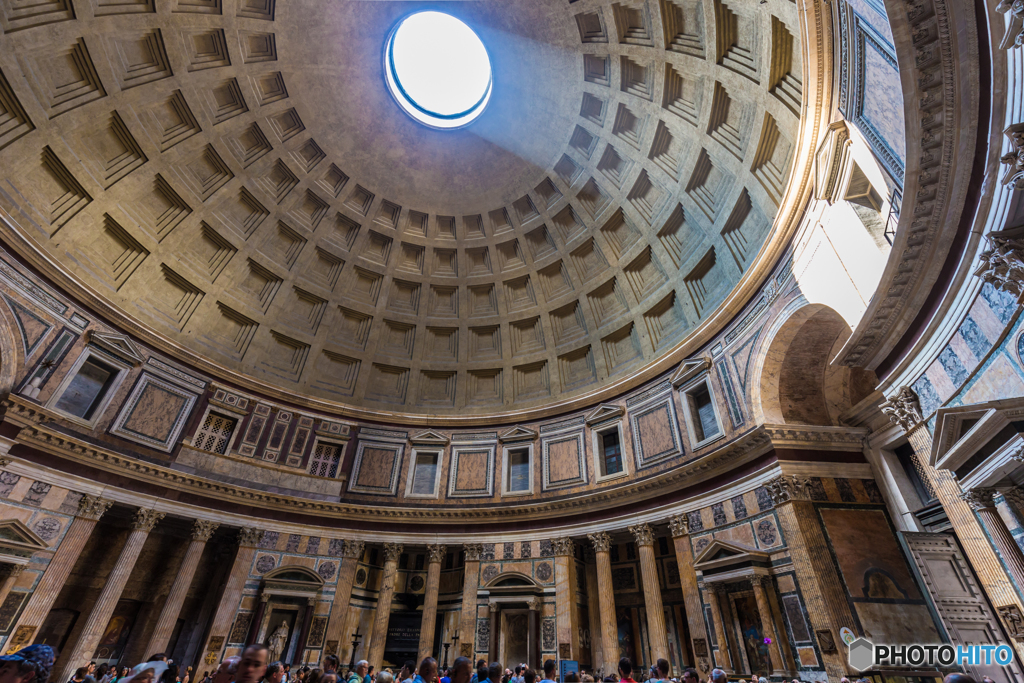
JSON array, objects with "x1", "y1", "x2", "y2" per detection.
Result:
[{"x1": 0, "y1": 0, "x2": 1021, "y2": 680}]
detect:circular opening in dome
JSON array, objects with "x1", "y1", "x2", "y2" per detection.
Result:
[{"x1": 384, "y1": 11, "x2": 492, "y2": 129}]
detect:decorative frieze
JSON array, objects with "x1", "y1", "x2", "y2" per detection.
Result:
[{"x1": 880, "y1": 386, "x2": 924, "y2": 432}]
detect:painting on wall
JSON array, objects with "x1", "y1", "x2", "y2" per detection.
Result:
[
  {"x1": 94, "y1": 599, "x2": 142, "y2": 660},
  {"x1": 732, "y1": 594, "x2": 767, "y2": 676},
  {"x1": 615, "y1": 607, "x2": 636, "y2": 663}
]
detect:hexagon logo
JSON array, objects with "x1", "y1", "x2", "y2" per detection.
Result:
[{"x1": 848, "y1": 637, "x2": 874, "y2": 671}]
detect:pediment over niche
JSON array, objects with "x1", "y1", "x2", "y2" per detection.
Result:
[
  {"x1": 0, "y1": 518, "x2": 50, "y2": 561},
  {"x1": 693, "y1": 539, "x2": 771, "y2": 574},
  {"x1": 584, "y1": 404, "x2": 624, "y2": 425},
  {"x1": 499, "y1": 425, "x2": 537, "y2": 442},
  {"x1": 410, "y1": 429, "x2": 450, "y2": 446},
  {"x1": 87, "y1": 331, "x2": 146, "y2": 366},
  {"x1": 670, "y1": 357, "x2": 711, "y2": 388},
  {"x1": 930, "y1": 397, "x2": 1024, "y2": 488},
  {"x1": 814, "y1": 120, "x2": 851, "y2": 203}
]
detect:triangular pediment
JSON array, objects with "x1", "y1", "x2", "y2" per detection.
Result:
[
  {"x1": 693, "y1": 539, "x2": 769, "y2": 570},
  {"x1": 87, "y1": 331, "x2": 146, "y2": 366},
  {"x1": 584, "y1": 403, "x2": 624, "y2": 425},
  {"x1": 499, "y1": 425, "x2": 538, "y2": 443},
  {"x1": 409, "y1": 429, "x2": 450, "y2": 446},
  {"x1": 670, "y1": 357, "x2": 711, "y2": 388},
  {"x1": 814, "y1": 121, "x2": 851, "y2": 203},
  {"x1": 931, "y1": 397, "x2": 1024, "y2": 474},
  {"x1": 0, "y1": 519, "x2": 50, "y2": 557}
]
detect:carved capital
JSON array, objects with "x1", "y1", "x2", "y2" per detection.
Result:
[
  {"x1": 1005, "y1": 487, "x2": 1024, "y2": 510},
  {"x1": 629, "y1": 523, "x2": 655, "y2": 547},
  {"x1": 383, "y1": 542, "x2": 404, "y2": 563},
  {"x1": 961, "y1": 487, "x2": 999, "y2": 511},
  {"x1": 764, "y1": 475, "x2": 812, "y2": 505},
  {"x1": 880, "y1": 386, "x2": 925, "y2": 432},
  {"x1": 427, "y1": 544, "x2": 447, "y2": 564},
  {"x1": 551, "y1": 537, "x2": 575, "y2": 556},
  {"x1": 668, "y1": 514, "x2": 690, "y2": 538},
  {"x1": 975, "y1": 224, "x2": 1024, "y2": 297},
  {"x1": 237, "y1": 527, "x2": 264, "y2": 547},
  {"x1": 192, "y1": 520, "x2": 219, "y2": 542},
  {"x1": 749, "y1": 574, "x2": 771, "y2": 589},
  {"x1": 131, "y1": 508, "x2": 164, "y2": 532},
  {"x1": 588, "y1": 531, "x2": 612, "y2": 553},
  {"x1": 260, "y1": 593, "x2": 271, "y2": 603},
  {"x1": 999, "y1": 604, "x2": 1024, "y2": 640},
  {"x1": 489, "y1": 601, "x2": 500, "y2": 613},
  {"x1": 464, "y1": 543, "x2": 483, "y2": 561},
  {"x1": 2, "y1": 564, "x2": 24, "y2": 579},
  {"x1": 527, "y1": 597, "x2": 541, "y2": 611},
  {"x1": 996, "y1": 2, "x2": 1024, "y2": 51},
  {"x1": 76, "y1": 494, "x2": 112, "y2": 521},
  {"x1": 343, "y1": 540, "x2": 365, "y2": 559}
]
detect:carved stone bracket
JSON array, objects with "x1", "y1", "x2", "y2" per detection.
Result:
[
  {"x1": 552, "y1": 537, "x2": 575, "y2": 556},
  {"x1": 192, "y1": 519, "x2": 219, "y2": 542},
  {"x1": 588, "y1": 531, "x2": 612, "y2": 552},
  {"x1": 764, "y1": 475, "x2": 813, "y2": 506},
  {"x1": 999, "y1": 604, "x2": 1024, "y2": 640},
  {"x1": 880, "y1": 386, "x2": 924, "y2": 432},
  {"x1": 668, "y1": 514, "x2": 690, "y2": 538},
  {"x1": 427, "y1": 543, "x2": 447, "y2": 564},
  {"x1": 997, "y1": 0, "x2": 1024, "y2": 49}
]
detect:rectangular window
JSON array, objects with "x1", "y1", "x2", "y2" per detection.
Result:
[
  {"x1": 193, "y1": 412, "x2": 237, "y2": 454},
  {"x1": 599, "y1": 429, "x2": 623, "y2": 476},
  {"x1": 53, "y1": 357, "x2": 119, "y2": 420},
  {"x1": 309, "y1": 441, "x2": 343, "y2": 478},
  {"x1": 410, "y1": 452, "x2": 439, "y2": 495},
  {"x1": 508, "y1": 448, "x2": 530, "y2": 492},
  {"x1": 687, "y1": 382, "x2": 721, "y2": 443}
]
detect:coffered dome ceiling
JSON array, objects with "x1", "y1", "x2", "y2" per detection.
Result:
[{"x1": 0, "y1": 0, "x2": 816, "y2": 420}]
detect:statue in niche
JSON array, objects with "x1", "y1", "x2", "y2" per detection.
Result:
[{"x1": 267, "y1": 621, "x2": 290, "y2": 662}]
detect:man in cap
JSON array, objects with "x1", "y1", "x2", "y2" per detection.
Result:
[{"x1": 0, "y1": 644, "x2": 55, "y2": 683}]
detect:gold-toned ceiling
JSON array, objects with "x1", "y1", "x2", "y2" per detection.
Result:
[{"x1": 0, "y1": 0, "x2": 808, "y2": 417}]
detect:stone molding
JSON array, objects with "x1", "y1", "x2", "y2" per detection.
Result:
[
  {"x1": 588, "y1": 531, "x2": 612, "y2": 552},
  {"x1": 880, "y1": 386, "x2": 924, "y2": 432},
  {"x1": 131, "y1": 508, "x2": 165, "y2": 532},
  {"x1": 763, "y1": 424, "x2": 868, "y2": 449},
  {"x1": 464, "y1": 543, "x2": 483, "y2": 561},
  {"x1": 343, "y1": 540, "x2": 365, "y2": 559},
  {"x1": 427, "y1": 544, "x2": 447, "y2": 563},
  {"x1": 76, "y1": 494, "x2": 112, "y2": 521},
  {"x1": 192, "y1": 520, "x2": 219, "y2": 542},
  {"x1": 383, "y1": 542, "x2": 404, "y2": 563},
  {"x1": 552, "y1": 537, "x2": 575, "y2": 556},
  {"x1": 629, "y1": 523, "x2": 655, "y2": 547},
  {"x1": 668, "y1": 514, "x2": 690, "y2": 537}
]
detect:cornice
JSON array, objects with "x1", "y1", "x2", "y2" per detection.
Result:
[
  {"x1": 763, "y1": 424, "x2": 868, "y2": 450},
  {"x1": 3, "y1": 394, "x2": 775, "y2": 526}
]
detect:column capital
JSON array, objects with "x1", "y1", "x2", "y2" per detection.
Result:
[
  {"x1": 427, "y1": 544, "x2": 447, "y2": 564},
  {"x1": 192, "y1": 520, "x2": 219, "y2": 542},
  {"x1": 383, "y1": 542, "x2": 404, "y2": 563},
  {"x1": 307, "y1": 596, "x2": 317, "y2": 606},
  {"x1": 343, "y1": 539, "x2": 365, "y2": 559},
  {"x1": 76, "y1": 494, "x2": 113, "y2": 520},
  {"x1": 1005, "y1": 487, "x2": 1024, "y2": 509},
  {"x1": 962, "y1": 487, "x2": 999, "y2": 510},
  {"x1": 764, "y1": 475, "x2": 812, "y2": 505},
  {"x1": 749, "y1": 574, "x2": 771, "y2": 588},
  {"x1": 237, "y1": 527, "x2": 264, "y2": 547},
  {"x1": 551, "y1": 537, "x2": 575, "y2": 556},
  {"x1": 699, "y1": 581, "x2": 726, "y2": 596},
  {"x1": 668, "y1": 514, "x2": 690, "y2": 537},
  {"x1": 260, "y1": 593, "x2": 271, "y2": 603},
  {"x1": 880, "y1": 386, "x2": 924, "y2": 433},
  {"x1": 587, "y1": 531, "x2": 612, "y2": 552},
  {"x1": 488, "y1": 601, "x2": 500, "y2": 613},
  {"x1": 464, "y1": 543, "x2": 484, "y2": 561},
  {"x1": 628, "y1": 523, "x2": 655, "y2": 547},
  {"x1": 131, "y1": 508, "x2": 164, "y2": 532},
  {"x1": 3, "y1": 564, "x2": 24, "y2": 579}
]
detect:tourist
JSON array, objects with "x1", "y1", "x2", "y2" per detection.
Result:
[
  {"x1": 617, "y1": 661, "x2": 636, "y2": 683},
  {"x1": 347, "y1": 662, "x2": 367, "y2": 683},
  {"x1": 439, "y1": 669, "x2": 450, "y2": 683},
  {"x1": 69, "y1": 669, "x2": 88, "y2": 683},
  {"x1": 486, "y1": 665, "x2": 501, "y2": 683},
  {"x1": 652, "y1": 661, "x2": 669, "y2": 683},
  {"x1": 265, "y1": 663, "x2": 284, "y2": 683},
  {"x1": 307, "y1": 669, "x2": 323, "y2": 683},
  {"x1": 522, "y1": 670, "x2": 535, "y2": 683},
  {"x1": 0, "y1": 644, "x2": 55, "y2": 683},
  {"x1": 541, "y1": 663, "x2": 554, "y2": 683},
  {"x1": 415, "y1": 659, "x2": 438, "y2": 683},
  {"x1": 232, "y1": 645, "x2": 269, "y2": 683},
  {"x1": 709, "y1": 671, "x2": 727, "y2": 683},
  {"x1": 374, "y1": 675, "x2": 391, "y2": 683},
  {"x1": 513, "y1": 667, "x2": 523, "y2": 683},
  {"x1": 322, "y1": 660, "x2": 339, "y2": 677}
]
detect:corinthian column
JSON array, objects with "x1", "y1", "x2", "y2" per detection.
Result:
[
  {"x1": 587, "y1": 532, "x2": 617, "y2": 675},
  {"x1": 749, "y1": 576, "x2": 785, "y2": 674},
  {"x1": 668, "y1": 515, "x2": 711, "y2": 679},
  {"x1": 145, "y1": 520, "x2": 219, "y2": 656},
  {"x1": 367, "y1": 543, "x2": 403, "y2": 670},
  {"x1": 7, "y1": 494, "x2": 111, "y2": 652},
  {"x1": 418, "y1": 544, "x2": 446, "y2": 660},
  {"x1": 326, "y1": 540, "x2": 365, "y2": 659},
  {"x1": 700, "y1": 583, "x2": 732, "y2": 673},
  {"x1": 458, "y1": 544, "x2": 483, "y2": 658},
  {"x1": 629, "y1": 524, "x2": 669, "y2": 665},
  {"x1": 552, "y1": 537, "x2": 580, "y2": 659},
  {"x1": 200, "y1": 527, "x2": 263, "y2": 665},
  {"x1": 963, "y1": 488, "x2": 1024, "y2": 593},
  {"x1": 59, "y1": 508, "x2": 164, "y2": 683}
]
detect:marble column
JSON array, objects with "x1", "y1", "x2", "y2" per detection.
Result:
[
  {"x1": 247, "y1": 595, "x2": 270, "y2": 646},
  {"x1": 145, "y1": 520, "x2": 219, "y2": 656},
  {"x1": 200, "y1": 527, "x2": 263, "y2": 665},
  {"x1": 629, "y1": 524, "x2": 669, "y2": 665},
  {"x1": 669, "y1": 515, "x2": 712, "y2": 679},
  {"x1": 418, "y1": 544, "x2": 447, "y2": 660},
  {"x1": 367, "y1": 542, "x2": 402, "y2": 670},
  {"x1": 963, "y1": 488, "x2": 1024, "y2": 592},
  {"x1": 587, "y1": 532, "x2": 617, "y2": 676},
  {"x1": 527, "y1": 597, "x2": 541, "y2": 670},
  {"x1": 0, "y1": 565, "x2": 24, "y2": 611},
  {"x1": 552, "y1": 537, "x2": 580, "y2": 660},
  {"x1": 326, "y1": 540, "x2": 364, "y2": 659},
  {"x1": 59, "y1": 508, "x2": 164, "y2": 683},
  {"x1": 295, "y1": 597, "x2": 317, "y2": 665},
  {"x1": 7, "y1": 494, "x2": 111, "y2": 651},
  {"x1": 583, "y1": 548, "x2": 604, "y2": 674},
  {"x1": 749, "y1": 576, "x2": 784, "y2": 674},
  {"x1": 458, "y1": 544, "x2": 483, "y2": 659},
  {"x1": 699, "y1": 583, "x2": 732, "y2": 672},
  {"x1": 488, "y1": 601, "x2": 499, "y2": 662}
]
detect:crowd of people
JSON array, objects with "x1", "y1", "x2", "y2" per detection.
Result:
[{"x1": 0, "y1": 642, "x2": 998, "y2": 683}]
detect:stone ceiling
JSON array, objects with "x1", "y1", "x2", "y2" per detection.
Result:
[{"x1": 0, "y1": 0, "x2": 807, "y2": 418}]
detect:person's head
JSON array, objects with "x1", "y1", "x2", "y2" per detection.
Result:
[
  {"x1": 236, "y1": 645, "x2": 269, "y2": 683},
  {"x1": 541, "y1": 663, "x2": 554, "y2": 681},
  {"x1": 321, "y1": 675, "x2": 338, "y2": 683},
  {"x1": 710, "y1": 671, "x2": 727, "y2": 683},
  {"x1": 75, "y1": 670, "x2": 89, "y2": 683},
  {"x1": 374, "y1": 675, "x2": 390, "y2": 683},
  {"x1": 213, "y1": 658, "x2": 241, "y2": 683},
  {"x1": 0, "y1": 645, "x2": 55, "y2": 683},
  {"x1": 418, "y1": 660, "x2": 437, "y2": 683},
  {"x1": 356, "y1": 663, "x2": 369, "y2": 679},
  {"x1": 265, "y1": 663, "x2": 283, "y2": 683},
  {"x1": 449, "y1": 659, "x2": 471, "y2": 683},
  {"x1": 88, "y1": 666, "x2": 96, "y2": 676},
  {"x1": 523, "y1": 671, "x2": 535, "y2": 683},
  {"x1": 306, "y1": 669, "x2": 323, "y2": 683},
  {"x1": 513, "y1": 670, "x2": 520, "y2": 678},
  {"x1": 654, "y1": 662, "x2": 668, "y2": 681},
  {"x1": 565, "y1": 675, "x2": 579, "y2": 683},
  {"x1": 487, "y1": 665, "x2": 501, "y2": 683},
  {"x1": 943, "y1": 676, "x2": 976, "y2": 683},
  {"x1": 617, "y1": 661, "x2": 631, "y2": 680}
]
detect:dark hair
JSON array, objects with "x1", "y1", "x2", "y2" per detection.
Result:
[
  {"x1": 524, "y1": 670, "x2": 536, "y2": 683},
  {"x1": 266, "y1": 664, "x2": 283, "y2": 679},
  {"x1": 488, "y1": 664, "x2": 502, "y2": 681},
  {"x1": 617, "y1": 660, "x2": 632, "y2": 678},
  {"x1": 403, "y1": 662, "x2": 417, "y2": 675},
  {"x1": 514, "y1": 669, "x2": 521, "y2": 676},
  {"x1": 307, "y1": 669, "x2": 324, "y2": 683},
  {"x1": 244, "y1": 644, "x2": 270, "y2": 659},
  {"x1": 655, "y1": 661, "x2": 669, "y2": 678},
  {"x1": 565, "y1": 675, "x2": 579, "y2": 683},
  {"x1": 76, "y1": 669, "x2": 89, "y2": 680},
  {"x1": 682, "y1": 670, "x2": 698, "y2": 682},
  {"x1": 543, "y1": 662, "x2": 555, "y2": 677},
  {"x1": 420, "y1": 660, "x2": 438, "y2": 677}
]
